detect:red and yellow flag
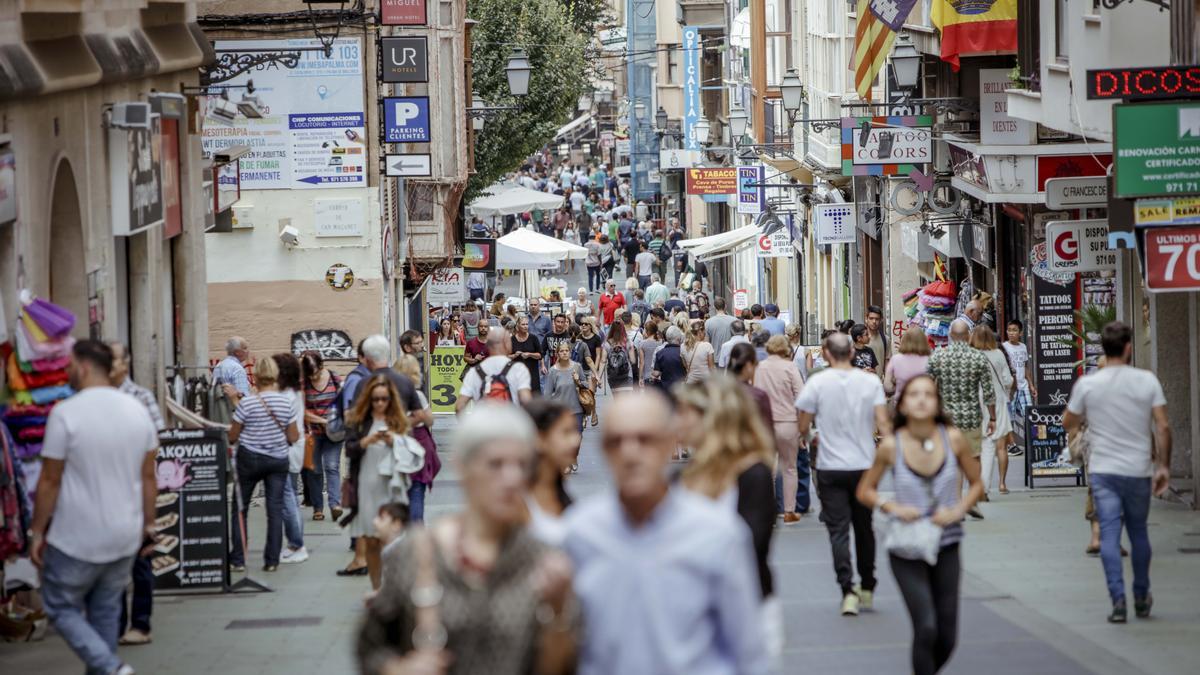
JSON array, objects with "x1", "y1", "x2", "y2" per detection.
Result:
[
  {"x1": 932, "y1": 0, "x2": 1018, "y2": 71},
  {"x1": 851, "y1": 0, "x2": 920, "y2": 100}
]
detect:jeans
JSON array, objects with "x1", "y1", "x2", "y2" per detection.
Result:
[
  {"x1": 817, "y1": 469, "x2": 876, "y2": 595},
  {"x1": 775, "y1": 446, "x2": 812, "y2": 513},
  {"x1": 637, "y1": 274, "x2": 651, "y2": 289},
  {"x1": 587, "y1": 265, "x2": 603, "y2": 292},
  {"x1": 309, "y1": 435, "x2": 342, "y2": 511},
  {"x1": 407, "y1": 481, "x2": 427, "y2": 524},
  {"x1": 1090, "y1": 473, "x2": 1153, "y2": 603},
  {"x1": 41, "y1": 546, "x2": 133, "y2": 675},
  {"x1": 119, "y1": 556, "x2": 153, "y2": 634},
  {"x1": 282, "y1": 472, "x2": 304, "y2": 550},
  {"x1": 230, "y1": 449, "x2": 289, "y2": 568},
  {"x1": 891, "y1": 544, "x2": 962, "y2": 675}
]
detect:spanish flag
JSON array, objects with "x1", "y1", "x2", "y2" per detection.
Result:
[{"x1": 932, "y1": 0, "x2": 1018, "y2": 71}]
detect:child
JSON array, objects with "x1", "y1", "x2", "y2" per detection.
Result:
[{"x1": 373, "y1": 502, "x2": 410, "y2": 559}]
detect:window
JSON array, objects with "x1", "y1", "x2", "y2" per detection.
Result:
[
  {"x1": 666, "y1": 44, "x2": 679, "y2": 85},
  {"x1": 1055, "y1": 0, "x2": 1069, "y2": 60},
  {"x1": 1018, "y1": 0, "x2": 1041, "y2": 90}
]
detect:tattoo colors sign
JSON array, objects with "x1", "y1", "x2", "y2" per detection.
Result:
[
  {"x1": 429, "y1": 346, "x2": 466, "y2": 414},
  {"x1": 152, "y1": 429, "x2": 229, "y2": 592},
  {"x1": 840, "y1": 115, "x2": 933, "y2": 176},
  {"x1": 201, "y1": 39, "x2": 366, "y2": 190}
]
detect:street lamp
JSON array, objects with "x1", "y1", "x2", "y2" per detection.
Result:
[
  {"x1": 655, "y1": 106, "x2": 669, "y2": 133},
  {"x1": 634, "y1": 101, "x2": 646, "y2": 121},
  {"x1": 506, "y1": 48, "x2": 532, "y2": 97},
  {"x1": 890, "y1": 34, "x2": 922, "y2": 92},
  {"x1": 728, "y1": 106, "x2": 748, "y2": 141},
  {"x1": 472, "y1": 94, "x2": 486, "y2": 130},
  {"x1": 694, "y1": 117, "x2": 711, "y2": 145},
  {"x1": 780, "y1": 69, "x2": 804, "y2": 114}
]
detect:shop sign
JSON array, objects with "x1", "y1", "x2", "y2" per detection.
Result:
[
  {"x1": 385, "y1": 153, "x2": 432, "y2": 177},
  {"x1": 681, "y1": 27, "x2": 702, "y2": 150},
  {"x1": 1144, "y1": 225, "x2": 1200, "y2": 292},
  {"x1": 160, "y1": 119, "x2": 183, "y2": 239},
  {"x1": 685, "y1": 167, "x2": 737, "y2": 195},
  {"x1": 1044, "y1": 176, "x2": 1108, "y2": 210},
  {"x1": 314, "y1": 198, "x2": 365, "y2": 237},
  {"x1": 428, "y1": 266, "x2": 466, "y2": 304},
  {"x1": 1031, "y1": 273, "x2": 1079, "y2": 407},
  {"x1": 1086, "y1": 66, "x2": 1200, "y2": 101},
  {"x1": 900, "y1": 219, "x2": 935, "y2": 262},
  {"x1": 737, "y1": 165, "x2": 764, "y2": 215},
  {"x1": 1024, "y1": 406, "x2": 1084, "y2": 484},
  {"x1": 947, "y1": 144, "x2": 988, "y2": 190},
  {"x1": 840, "y1": 114, "x2": 933, "y2": 176},
  {"x1": 203, "y1": 39, "x2": 366, "y2": 190},
  {"x1": 382, "y1": 97, "x2": 431, "y2": 143},
  {"x1": 813, "y1": 203, "x2": 857, "y2": 245},
  {"x1": 380, "y1": 0, "x2": 427, "y2": 25},
  {"x1": 1113, "y1": 101, "x2": 1200, "y2": 198},
  {"x1": 1133, "y1": 196, "x2": 1200, "y2": 226},
  {"x1": 0, "y1": 146, "x2": 16, "y2": 225},
  {"x1": 152, "y1": 429, "x2": 229, "y2": 591},
  {"x1": 462, "y1": 237, "x2": 497, "y2": 272},
  {"x1": 429, "y1": 346, "x2": 466, "y2": 414},
  {"x1": 659, "y1": 149, "x2": 699, "y2": 170},
  {"x1": 969, "y1": 221, "x2": 993, "y2": 267},
  {"x1": 325, "y1": 263, "x2": 355, "y2": 291},
  {"x1": 980, "y1": 68, "x2": 1035, "y2": 145},
  {"x1": 1046, "y1": 220, "x2": 1116, "y2": 272},
  {"x1": 756, "y1": 230, "x2": 792, "y2": 258},
  {"x1": 732, "y1": 289, "x2": 749, "y2": 311},
  {"x1": 380, "y1": 36, "x2": 428, "y2": 83},
  {"x1": 291, "y1": 329, "x2": 356, "y2": 361},
  {"x1": 1036, "y1": 154, "x2": 1111, "y2": 191},
  {"x1": 109, "y1": 116, "x2": 164, "y2": 236},
  {"x1": 202, "y1": 176, "x2": 216, "y2": 232}
]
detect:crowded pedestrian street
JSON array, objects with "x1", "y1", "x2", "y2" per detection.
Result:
[{"x1": 4, "y1": 2, "x2": 1200, "y2": 675}]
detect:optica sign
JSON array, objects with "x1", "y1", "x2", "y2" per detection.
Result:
[{"x1": 1087, "y1": 66, "x2": 1200, "y2": 101}]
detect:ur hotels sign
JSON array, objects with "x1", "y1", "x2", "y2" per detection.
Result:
[
  {"x1": 381, "y1": 36, "x2": 428, "y2": 83},
  {"x1": 382, "y1": 97, "x2": 431, "y2": 143}
]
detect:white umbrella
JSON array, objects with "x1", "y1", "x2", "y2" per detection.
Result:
[
  {"x1": 496, "y1": 228, "x2": 588, "y2": 270},
  {"x1": 468, "y1": 184, "x2": 565, "y2": 218}
]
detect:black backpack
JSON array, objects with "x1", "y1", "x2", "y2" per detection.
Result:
[
  {"x1": 656, "y1": 241, "x2": 673, "y2": 263},
  {"x1": 606, "y1": 345, "x2": 631, "y2": 383}
]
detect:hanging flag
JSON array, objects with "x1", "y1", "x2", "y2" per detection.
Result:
[
  {"x1": 852, "y1": 0, "x2": 920, "y2": 101},
  {"x1": 932, "y1": 0, "x2": 1018, "y2": 71}
]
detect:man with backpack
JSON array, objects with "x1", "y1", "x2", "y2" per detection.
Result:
[{"x1": 456, "y1": 328, "x2": 532, "y2": 413}]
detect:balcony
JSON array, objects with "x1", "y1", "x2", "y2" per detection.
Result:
[{"x1": 677, "y1": 0, "x2": 724, "y2": 28}]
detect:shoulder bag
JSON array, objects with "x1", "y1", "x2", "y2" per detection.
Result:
[
  {"x1": 324, "y1": 373, "x2": 347, "y2": 442},
  {"x1": 574, "y1": 369, "x2": 596, "y2": 416},
  {"x1": 883, "y1": 442, "x2": 944, "y2": 566}
]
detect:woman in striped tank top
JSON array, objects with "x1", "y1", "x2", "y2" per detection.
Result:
[{"x1": 857, "y1": 375, "x2": 985, "y2": 675}]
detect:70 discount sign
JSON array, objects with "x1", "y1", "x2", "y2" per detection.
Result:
[{"x1": 1145, "y1": 226, "x2": 1200, "y2": 292}]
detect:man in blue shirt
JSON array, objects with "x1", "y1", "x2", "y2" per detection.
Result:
[
  {"x1": 760, "y1": 304, "x2": 787, "y2": 336},
  {"x1": 213, "y1": 336, "x2": 251, "y2": 400},
  {"x1": 564, "y1": 392, "x2": 767, "y2": 675},
  {"x1": 526, "y1": 297, "x2": 553, "y2": 342}
]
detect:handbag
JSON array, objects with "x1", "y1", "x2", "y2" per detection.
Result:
[
  {"x1": 303, "y1": 436, "x2": 317, "y2": 472},
  {"x1": 883, "y1": 463, "x2": 943, "y2": 565},
  {"x1": 574, "y1": 370, "x2": 595, "y2": 415}
]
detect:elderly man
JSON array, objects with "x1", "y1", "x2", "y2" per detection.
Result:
[
  {"x1": 213, "y1": 336, "x2": 250, "y2": 400},
  {"x1": 958, "y1": 300, "x2": 983, "y2": 331},
  {"x1": 927, "y1": 320, "x2": 995, "y2": 519},
  {"x1": 644, "y1": 273, "x2": 670, "y2": 308},
  {"x1": 716, "y1": 320, "x2": 751, "y2": 369},
  {"x1": 564, "y1": 392, "x2": 767, "y2": 675}
]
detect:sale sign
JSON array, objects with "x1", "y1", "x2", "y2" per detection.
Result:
[{"x1": 1144, "y1": 226, "x2": 1200, "y2": 292}]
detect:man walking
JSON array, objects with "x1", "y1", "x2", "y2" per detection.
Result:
[
  {"x1": 865, "y1": 305, "x2": 888, "y2": 378},
  {"x1": 564, "y1": 392, "x2": 767, "y2": 674},
  {"x1": 927, "y1": 320, "x2": 995, "y2": 519},
  {"x1": 1002, "y1": 318, "x2": 1036, "y2": 455},
  {"x1": 526, "y1": 297, "x2": 552, "y2": 342},
  {"x1": 457, "y1": 328, "x2": 533, "y2": 412},
  {"x1": 211, "y1": 336, "x2": 250, "y2": 422},
  {"x1": 1063, "y1": 322, "x2": 1171, "y2": 623},
  {"x1": 796, "y1": 333, "x2": 890, "y2": 616},
  {"x1": 109, "y1": 343, "x2": 163, "y2": 648},
  {"x1": 634, "y1": 241, "x2": 656, "y2": 289},
  {"x1": 716, "y1": 320, "x2": 751, "y2": 369},
  {"x1": 598, "y1": 279, "x2": 626, "y2": 328},
  {"x1": 644, "y1": 273, "x2": 670, "y2": 308},
  {"x1": 32, "y1": 341, "x2": 159, "y2": 675},
  {"x1": 687, "y1": 279, "x2": 710, "y2": 320},
  {"x1": 705, "y1": 297, "x2": 738, "y2": 357},
  {"x1": 759, "y1": 304, "x2": 786, "y2": 336},
  {"x1": 398, "y1": 329, "x2": 427, "y2": 389}
]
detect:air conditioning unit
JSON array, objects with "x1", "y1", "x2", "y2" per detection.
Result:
[{"x1": 111, "y1": 102, "x2": 151, "y2": 129}]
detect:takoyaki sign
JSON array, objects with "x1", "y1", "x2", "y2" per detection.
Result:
[
  {"x1": 841, "y1": 115, "x2": 933, "y2": 176},
  {"x1": 153, "y1": 429, "x2": 229, "y2": 592}
]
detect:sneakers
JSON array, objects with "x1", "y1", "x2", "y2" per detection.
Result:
[
  {"x1": 281, "y1": 546, "x2": 309, "y2": 564},
  {"x1": 331, "y1": 507, "x2": 344, "y2": 521},
  {"x1": 1108, "y1": 599, "x2": 1128, "y2": 624},
  {"x1": 855, "y1": 586, "x2": 874, "y2": 611},
  {"x1": 783, "y1": 513, "x2": 802, "y2": 525},
  {"x1": 263, "y1": 564, "x2": 279, "y2": 573},
  {"x1": 1007, "y1": 445, "x2": 1024, "y2": 456},
  {"x1": 112, "y1": 664, "x2": 136, "y2": 675},
  {"x1": 230, "y1": 564, "x2": 246, "y2": 573},
  {"x1": 841, "y1": 592, "x2": 860, "y2": 616},
  {"x1": 967, "y1": 506, "x2": 985, "y2": 520},
  {"x1": 118, "y1": 629, "x2": 152, "y2": 645},
  {"x1": 1135, "y1": 594, "x2": 1153, "y2": 619}
]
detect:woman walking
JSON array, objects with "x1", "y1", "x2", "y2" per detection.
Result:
[
  {"x1": 884, "y1": 327, "x2": 932, "y2": 403},
  {"x1": 682, "y1": 321, "x2": 715, "y2": 383},
  {"x1": 971, "y1": 326, "x2": 1014, "y2": 495},
  {"x1": 570, "y1": 287, "x2": 595, "y2": 324},
  {"x1": 395, "y1": 355, "x2": 441, "y2": 523},
  {"x1": 522, "y1": 399, "x2": 581, "y2": 546},
  {"x1": 301, "y1": 351, "x2": 343, "y2": 522},
  {"x1": 510, "y1": 316, "x2": 544, "y2": 395},
  {"x1": 341, "y1": 375, "x2": 422, "y2": 589},
  {"x1": 603, "y1": 320, "x2": 637, "y2": 394},
  {"x1": 544, "y1": 342, "x2": 587, "y2": 438},
  {"x1": 273, "y1": 353, "x2": 308, "y2": 564},
  {"x1": 651, "y1": 326, "x2": 688, "y2": 392},
  {"x1": 856, "y1": 375, "x2": 985, "y2": 675},
  {"x1": 357, "y1": 405, "x2": 577, "y2": 675},
  {"x1": 598, "y1": 233, "x2": 617, "y2": 282},
  {"x1": 575, "y1": 318, "x2": 604, "y2": 423},
  {"x1": 227, "y1": 356, "x2": 299, "y2": 573},
  {"x1": 637, "y1": 320, "x2": 661, "y2": 386},
  {"x1": 754, "y1": 335, "x2": 806, "y2": 524}
]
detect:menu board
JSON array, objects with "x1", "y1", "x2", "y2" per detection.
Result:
[
  {"x1": 1032, "y1": 274, "x2": 1079, "y2": 406},
  {"x1": 152, "y1": 429, "x2": 229, "y2": 592},
  {"x1": 1025, "y1": 405, "x2": 1086, "y2": 488}
]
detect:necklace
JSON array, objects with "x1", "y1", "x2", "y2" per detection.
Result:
[{"x1": 912, "y1": 435, "x2": 936, "y2": 453}]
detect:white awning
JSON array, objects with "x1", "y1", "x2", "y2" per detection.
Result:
[
  {"x1": 496, "y1": 227, "x2": 589, "y2": 270},
  {"x1": 555, "y1": 113, "x2": 594, "y2": 140},
  {"x1": 679, "y1": 225, "x2": 761, "y2": 261},
  {"x1": 468, "y1": 184, "x2": 565, "y2": 218},
  {"x1": 730, "y1": 9, "x2": 751, "y2": 48}
]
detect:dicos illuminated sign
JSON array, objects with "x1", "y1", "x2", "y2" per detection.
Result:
[{"x1": 1086, "y1": 66, "x2": 1200, "y2": 101}]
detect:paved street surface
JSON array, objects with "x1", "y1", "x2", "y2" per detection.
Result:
[{"x1": 6, "y1": 264, "x2": 1199, "y2": 674}]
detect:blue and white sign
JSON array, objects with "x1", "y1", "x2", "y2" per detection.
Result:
[
  {"x1": 383, "y1": 97, "x2": 431, "y2": 144},
  {"x1": 682, "y1": 26, "x2": 702, "y2": 151},
  {"x1": 737, "y1": 165, "x2": 764, "y2": 215}
]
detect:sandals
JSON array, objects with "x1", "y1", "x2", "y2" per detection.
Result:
[
  {"x1": 313, "y1": 511, "x2": 326, "y2": 521},
  {"x1": 336, "y1": 566, "x2": 369, "y2": 577},
  {"x1": 998, "y1": 486, "x2": 1010, "y2": 495}
]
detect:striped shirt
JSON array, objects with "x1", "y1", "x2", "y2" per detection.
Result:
[
  {"x1": 891, "y1": 427, "x2": 963, "y2": 548},
  {"x1": 232, "y1": 392, "x2": 295, "y2": 458},
  {"x1": 212, "y1": 355, "x2": 250, "y2": 396},
  {"x1": 304, "y1": 373, "x2": 341, "y2": 417},
  {"x1": 120, "y1": 377, "x2": 164, "y2": 431}
]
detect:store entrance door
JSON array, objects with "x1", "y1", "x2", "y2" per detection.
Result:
[{"x1": 49, "y1": 160, "x2": 87, "y2": 337}]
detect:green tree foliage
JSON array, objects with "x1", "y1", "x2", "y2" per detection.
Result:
[{"x1": 468, "y1": 0, "x2": 597, "y2": 200}]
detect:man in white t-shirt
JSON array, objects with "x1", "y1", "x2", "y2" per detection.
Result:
[
  {"x1": 796, "y1": 333, "x2": 890, "y2": 617},
  {"x1": 1063, "y1": 322, "x2": 1171, "y2": 624},
  {"x1": 31, "y1": 340, "x2": 159, "y2": 675},
  {"x1": 457, "y1": 327, "x2": 533, "y2": 413}
]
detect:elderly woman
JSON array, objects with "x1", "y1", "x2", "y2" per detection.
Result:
[
  {"x1": 652, "y1": 325, "x2": 688, "y2": 392},
  {"x1": 570, "y1": 287, "x2": 595, "y2": 324},
  {"x1": 228, "y1": 355, "x2": 300, "y2": 573},
  {"x1": 357, "y1": 404, "x2": 577, "y2": 675}
]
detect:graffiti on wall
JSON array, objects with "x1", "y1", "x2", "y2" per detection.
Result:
[{"x1": 291, "y1": 329, "x2": 356, "y2": 361}]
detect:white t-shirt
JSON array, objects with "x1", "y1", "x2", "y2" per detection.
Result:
[
  {"x1": 1001, "y1": 341, "x2": 1030, "y2": 388},
  {"x1": 795, "y1": 368, "x2": 886, "y2": 471},
  {"x1": 570, "y1": 191, "x2": 586, "y2": 211},
  {"x1": 42, "y1": 387, "x2": 159, "y2": 563},
  {"x1": 1066, "y1": 366, "x2": 1166, "y2": 478},
  {"x1": 460, "y1": 356, "x2": 532, "y2": 402},
  {"x1": 635, "y1": 251, "x2": 656, "y2": 276}
]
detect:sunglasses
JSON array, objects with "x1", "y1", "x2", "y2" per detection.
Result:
[{"x1": 371, "y1": 396, "x2": 391, "y2": 403}]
